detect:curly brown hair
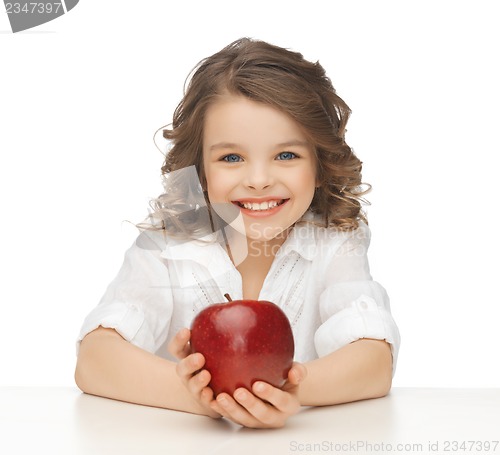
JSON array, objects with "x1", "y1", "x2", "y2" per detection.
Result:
[{"x1": 154, "y1": 37, "x2": 369, "y2": 234}]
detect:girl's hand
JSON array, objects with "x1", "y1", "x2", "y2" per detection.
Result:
[
  {"x1": 209, "y1": 362, "x2": 307, "y2": 428},
  {"x1": 168, "y1": 328, "x2": 221, "y2": 419}
]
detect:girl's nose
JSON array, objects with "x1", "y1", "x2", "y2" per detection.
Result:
[{"x1": 244, "y1": 163, "x2": 275, "y2": 190}]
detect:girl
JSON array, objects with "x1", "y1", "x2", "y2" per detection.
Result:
[{"x1": 75, "y1": 38, "x2": 400, "y2": 429}]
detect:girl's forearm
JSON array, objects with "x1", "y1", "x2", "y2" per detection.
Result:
[
  {"x1": 75, "y1": 327, "x2": 207, "y2": 415},
  {"x1": 298, "y1": 339, "x2": 393, "y2": 406},
  {"x1": 75, "y1": 329, "x2": 392, "y2": 413}
]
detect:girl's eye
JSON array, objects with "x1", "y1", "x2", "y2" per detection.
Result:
[
  {"x1": 222, "y1": 154, "x2": 242, "y2": 163},
  {"x1": 276, "y1": 151, "x2": 297, "y2": 160}
]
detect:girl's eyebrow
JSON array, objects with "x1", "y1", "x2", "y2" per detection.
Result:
[
  {"x1": 276, "y1": 140, "x2": 310, "y2": 148},
  {"x1": 209, "y1": 142, "x2": 239, "y2": 152},
  {"x1": 209, "y1": 140, "x2": 309, "y2": 152}
]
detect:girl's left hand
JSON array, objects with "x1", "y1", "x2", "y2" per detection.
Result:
[{"x1": 210, "y1": 362, "x2": 307, "y2": 428}]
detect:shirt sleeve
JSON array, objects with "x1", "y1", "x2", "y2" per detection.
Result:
[
  {"x1": 76, "y1": 230, "x2": 174, "y2": 355},
  {"x1": 314, "y1": 224, "x2": 401, "y2": 375}
]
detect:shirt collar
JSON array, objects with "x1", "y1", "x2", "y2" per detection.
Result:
[
  {"x1": 159, "y1": 231, "x2": 234, "y2": 271},
  {"x1": 277, "y1": 220, "x2": 317, "y2": 261},
  {"x1": 159, "y1": 215, "x2": 319, "y2": 267}
]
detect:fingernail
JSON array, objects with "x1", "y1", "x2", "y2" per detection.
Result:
[
  {"x1": 254, "y1": 382, "x2": 265, "y2": 393},
  {"x1": 234, "y1": 389, "x2": 246, "y2": 400}
]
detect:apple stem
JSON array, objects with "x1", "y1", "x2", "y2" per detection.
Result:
[{"x1": 224, "y1": 293, "x2": 232, "y2": 302}]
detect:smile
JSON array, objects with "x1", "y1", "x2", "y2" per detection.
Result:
[{"x1": 234, "y1": 199, "x2": 288, "y2": 211}]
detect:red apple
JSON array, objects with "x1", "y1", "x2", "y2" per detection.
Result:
[{"x1": 190, "y1": 295, "x2": 294, "y2": 396}]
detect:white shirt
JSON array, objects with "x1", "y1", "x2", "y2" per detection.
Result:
[{"x1": 77, "y1": 218, "x2": 401, "y2": 375}]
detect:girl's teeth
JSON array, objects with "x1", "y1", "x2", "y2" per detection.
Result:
[{"x1": 242, "y1": 200, "x2": 281, "y2": 210}]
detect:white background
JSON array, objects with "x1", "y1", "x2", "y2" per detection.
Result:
[{"x1": 1, "y1": 0, "x2": 499, "y2": 387}]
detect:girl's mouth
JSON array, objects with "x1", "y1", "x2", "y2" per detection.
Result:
[
  {"x1": 234, "y1": 199, "x2": 287, "y2": 211},
  {"x1": 232, "y1": 198, "x2": 289, "y2": 217}
]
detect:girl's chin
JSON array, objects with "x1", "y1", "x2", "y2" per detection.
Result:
[
  {"x1": 223, "y1": 217, "x2": 292, "y2": 243},
  {"x1": 244, "y1": 225, "x2": 290, "y2": 243}
]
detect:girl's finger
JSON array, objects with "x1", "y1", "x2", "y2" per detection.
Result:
[
  {"x1": 233, "y1": 387, "x2": 282, "y2": 427},
  {"x1": 216, "y1": 393, "x2": 260, "y2": 428},
  {"x1": 186, "y1": 368, "x2": 211, "y2": 396},
  {"x1": 251, "y1": 382, "x2": 292, "y2": 414},
  {"x1": 175, "y1": 352, "x2": 204, "y2": 380},
  {"x1": 167, "y1": 328, "x2": 191, "y2": 359},
  {"x1": 288, "y1": 362, "x2": 307, "y2": 385},
  {"x1": 210, "y1": 399, "x2": 229, "y2": 419}
]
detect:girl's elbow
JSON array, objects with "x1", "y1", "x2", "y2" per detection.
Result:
[
  {"x1": 74, "y1": 332, "x2": 100, "y2": 394},
  {"x1": 375, "y1": 372, "x2": 393, "y2": 398},
  {"x1": 369, "y1": 340, "x2": 394, "y2": 399},
  {"x1": 364, "y1": 367, "x2": 392, "y2": 400},
  {"x1": 74, "y1": 367, "x2": 85, "y2": 392},
  {"x1": 74, "y1": 354, "x2": 91, "y2": 394}
]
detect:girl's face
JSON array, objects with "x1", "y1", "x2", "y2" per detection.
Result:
[{"x1": 202, "y1": 94, "x2": 317, "y2": 243}]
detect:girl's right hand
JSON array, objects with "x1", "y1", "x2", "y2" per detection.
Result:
[{"x1": 168, "y1": 328, "x2": 221, "y2": 419}]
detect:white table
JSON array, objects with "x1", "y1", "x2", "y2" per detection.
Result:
[{"x1": 1, "y1": 387, "x2": 499, "y2": 454}]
